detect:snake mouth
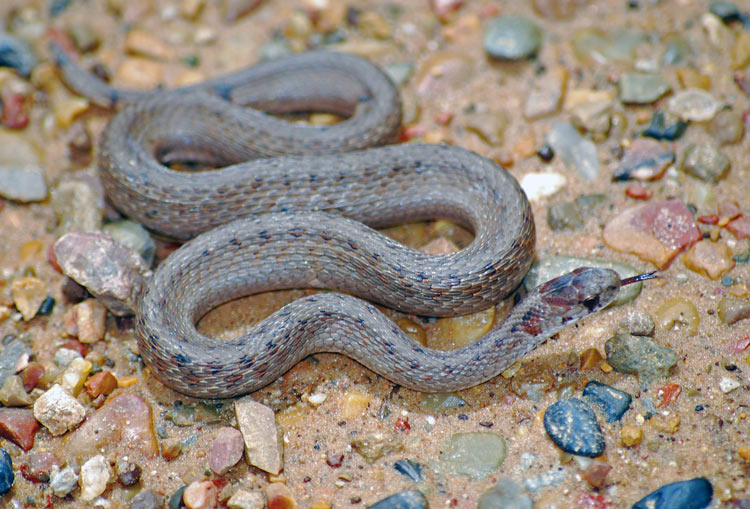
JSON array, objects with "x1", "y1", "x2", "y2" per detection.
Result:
[{"x1": 620, "y1": 270, "x2": 658, "y2": 286}]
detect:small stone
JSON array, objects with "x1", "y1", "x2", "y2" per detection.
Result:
[
  {"x1": 478, "y1": 477, "x2": 532, "y2": 509},
  {"x1": 681, "y1": 144, "x2": 730, "y2": 182},
  {"x1": 682, "y1": 240, "x2": 735, "y2": 279},
  {"x1": 394, "y1": 459, "x2": 422, "y2": 482},
  {"x1": 33, "y1": 384, "x2": 85, "y2": 436},
  {"x1": 656, "y1": 298, "x2": 699, "y2": 336},
  {"x1": 546, "y1": 121, "x2": 600, "y2": 180},
  {"x1": 0, "y1": 408, "x2": 39, "y2": 451},
  {"x1": 710, "y1": 109, "x2": 745, "y2": 146},
  {"x1": 209, "y1": 426, "x2": 244, "y2": 475},
  {"x1": 368, "y1": 489, "x2": 428, "y2": 509},
  {"x1": 662, "y1": 35, "x2": 692, "y2": 66},
  {"x1": 483, "y1": 14, "x2": 542, "y2": 60},
  {"x1": 620, "y1": 424, "x2": 643, "y2": 447},
  {"x1": 117, "y1": 460, "x2": 141, "y2": 486},
  {"x1": 618, "y1": 73, "x2": 671, "y2": 103},
  {"x1": 54, "y1": 347, "x2": 82, "y2": 367},
  {"x1": 568, "y1": 97, "x2": 613, "y2": 134},
  {"x1": 65, "y1": 393, "x2": 159, "y2": 459},
  {"x1": 0, "y1": 449, "x2": 13, "y2": 495},
  {"x1": 583, "y1": 381, "x2": 632, "y2": 422},
  {"x1": 428, "y1": 306, "x2": 495, "y2": 350},
  {"x1": 420, "y1": 392, "x2": 466, "y2": 411},
  {"x1": 0, "y1": 166, "x2": 47, "y2": 202},
  {"x1": 84, "y1": 370, "x2": 118, "y2": 398},
  {"x1": 59, "y1": 357, "x2": 93, "y2": 396},
  {"x1": 523, "y1": 67, "x2": 567, "y2": 120},
  {"x1": 63, "y1": 298, "x2": 107, "y2": 343},
  {"x1": 161, "y1": 437, "x2": 183, "y2": 460},
  {"x1": 571, "y1": 27, "x2": 646, "y2": 64},
  {"x1": 717, "y1": 297, "x2": 750, "y2": 325},
  {"x1": 547, "y1": 202, "x2": 584, "y2": 231},
  {"x1": 50, "y1": 465, "x2": 78, "y2": 497},
  {"x1": 0, "y1": 375, "x2": 33, "y2": 406},
  {"x1": 667, "y1": 89, "x2": 721, "y2": 122},
  {"x1": 520, "y1": 172, "x2": 567, "y2": 201},
  {"x1": 183, "y1": 480, "x2": 218, "y2": 509},
  {"x1": 351, "y1": 433, "x2": 404, "y2": 463},
  {"x1": 234, "y1": 396, "x2": 282, "y2": 475},
  {"x1": 463, "y1": 110, "x2": 507, "y2": 146},
  {"x1": 442, "y1": 432, "x2": 507, "y2": 479},
  {"x1": 21, "y1": 451, "x2": 59, "y2": 483},
  {"x1": 11, "y1": 276, "x2": 46, "y2": 321},
  {"x1": 642, "y1": 111, "x2": 688, "y2": 141},
  {"x1": 227, "y1": 489, "x2": 264, "y2": 509},
  {"x1": 115, "y1": 58, "x2": 164, "y2": 90},
  {"x1": 603, "y1": 200, "x2": 701, "y2": 267},
  {"x1": 625, "y1": 182, "x2": 652, "y2": 200},
  {"x1": 605, "y1": 334, "x2": 678, "y2": 380},
  {"x1": 124, "y1": 29, "x2": 176, "y2": 61},
  {"x1": 616, "y1": 310, "x2": 655, "y2": 336},
  {"x1": 614, "y1": 138, "x2": 675, "y2": 181},
  {"x1": 675, "y1": 67, "x2": 711, "y2": 89},
  {"x1": 0, "y1": 340, "x2": 30, "y2": 388},
  {"x1": 719, "y1": 376, "x2": 741, "y2": 394},
  {"x1": 341, "y1": 390, "x2": 373, "y2": 420},
  {"x1": 0, "y1": 33, "x2": 37, "y2": 77},
  {"x1": 51, "y1": 180, "x2": 102, "y2": 234},
  {"x1": 358, "y1": 11, "x2": 392, "y2": 39},
  {"x1": 67, "y1": 24, "x2": 100, "y2": 52},
  {"x1": 103, "y1": 220, "x2": 156, "y2": 266},
  {"x1": 180, "y1": 0, "x2": 205, "y2": 20},
  {"x1": 383, "y1": 62, "x2": 414, "y2": 87},
  {"x1": 544, "y1": 398, "x2": 604, "y2": 457},
  {"x1": 54, "y1": 232, "x2": 152, "y2": 316},
  {"x1": 632, "y1": 477, "x2": 713, "y2": 509},
  {"x1": 580, "y1": 458, "x2": 612, "y2": 488},
  {"x1": 727, "y1": 216, "x2": 750, "y2": 239},
  {"x1": 79, "y1": 454, "x2": 111, "y2": 501},
  {"x1": 266, "y1": 482, "x2": 297, "y2": 509},
  {"x1": 732, "y1": 31, "x2": 750, "y2": 70},
  {"x1": 132, "y1": 489, "x2": 161, "y2": 509}
]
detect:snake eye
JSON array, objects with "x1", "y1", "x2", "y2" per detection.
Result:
[{"x1": 582, "y1": 295, "x2": 599, "y2": 312}]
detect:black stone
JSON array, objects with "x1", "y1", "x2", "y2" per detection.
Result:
[
  {"x1": 36, "y1": 296, "x2": 55, "y2": 316},
  {"x1": 642, "y1": 112, "x2": 688, "y2": 141},
  {"x1": 394, "y1": 459, "x2": 422, "y2": 482},
  {"x1": 583, "y1": 380, "x2": 632, "y2": 422},
  {"x1": 168, "y1": 485, "x2": 187, "y2": 509},
  {"x1": 543, "y1": 398, "x2": 605, "y2": 457},
  {"x1": 368, "y1": 489, "x2": 428, "y2": 509},
  {"x1": 0, "y1": 448, "x2": 13, "y2": 495},
  {"x1": 632, "y1": 477, "x2": 713, "y2": 509}
]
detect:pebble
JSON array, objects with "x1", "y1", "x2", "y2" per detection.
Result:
[
  {"x1": 520, "y1": 172, "x2": 567, "y2": 201},
  {"x1": 582, "y1": 381, "x2": 632, "y2": 422},
  {"x1": 546, "y1": 193, "x2": 606, "y2": 231},
  {"x1": 64, "y1": 298, "x2": 107, "y2": 343},
  {"x1": 442, "y1": 432, "x2": 507, "y2": 479},
  {"x1": 103, "y1": 220, "x2": 156, "y2": 266},
  {"x1": 545, "y1": 121, "x2": 600, "y2": 180},
  {"x1": 605, "y1": 334, "x2": 678, "y2": 380},
  {"x1": 666, "y1": 88, "x2": 722, "y2": 122},
  {"x1": 384, "y1": 62, "x2": 414, "y2": 87},
  {"x1": 0, "y1": 340, "x2": 30, "y2": 388},
  {"x1": 368, "y1": 489, "x2": 428, "y2": 509},
  {"x1": 0, "y1": 408, "x2": 39, "y2": 451},
  {"x1": 341, "y1": 390, "x2": 372, "y2": 419},
  {"x1": 0, "y1": 166, "x2": 48, "y2": 202},
  {"x1": 573, "y1": 27, "x2": 646, "y2": 64},
  {"x1": 544, "y1": 398, "x2": 604, "y2": 457},
  {"x1": 483, "y1": 14, "x2": 542, "y2": 59},
  {"x1": 682, "y1": 240, "x2": 735, "y2": 279},
  {"x1": 662, "y1": 34, "x2": 692, "y2": 65},
  {"x1": 681, "y1": 144, "x2": 730, "y2": 182},
  {"x1": 428, "y1": 306, "x2": 495, "y2": 350},
  {"x1": 0, "y1": 375, "x2": 32, "y2": 406},
  {"x1": 209, "y1": 426, "x2": 244, "y2": 475},
  {"x1": 710, "y1": 109, "x2": 745, "y2": 145},
  {"x1": 727, "y1": 216, "x2": 750, "y2": 239},
  {"x1": 59, "y1": 357, "x2": 93, "y2": 396},
  {"x1": 642, "y1": 111, "x2": 688, "y2": 141},
  {"x1": 125, "y1": 28, "x2": 177, "y2": 61},
  {"x1": 0, "y1": 32, "x2": 37, "y2": 77},
  {"x1": 717, "y1": 297, "x2": 750, "y2": 325},
  {"x1": 420, "y1": 392, "x2": 466, "y2": 411},
  {"x1": 719, "y1": 376, "x2": 741, "y2": 393},
  {"x1": 67, "y1": 23, "x2": 100, "y2": 52},
  {"x1": 618, "y1": 72, "x2": 671, "y2": 103},
  {"x1": 351, "y1": 433, "x2": 403, "y2": 463},
  {"x1": 732, "y1": 31, "x2": 750, "y2": 69},
  {"x1": 0, "y1": 448, "x2": 13, "y2": 495},
  {"x1": 568, "y1": 96, "x2": 614, "y2": 134},
  {"x1": 116, "y1": 460, "x2": 141, "y2": 486},
  {"x1": 132, "y1": 489, "x2": 162, "y2": 509},
  {"x1": 656, "y1": 297, "x2": 699, "y2": 336},
  {"x1": 54, "y1": 231, "x2": 152, "y2": 316},
  {"x1": 50, "y1": 465, "x2": 79, "y2": 497},
  {"x1": 632, "y1": 477, "x2": 713, "y2": 509},
  {"x1": 616, "y1": 310, "x2": 655, "y2": 336},
  {"x1": 614, "y1": 138, "x2": 675, "y2": 181},
  {"x1": 33, "y1": 384, "x2": 85, "y2": 436},
  {"x1": 266, "y1": 482, "x2": 297, "y2": 509},
  {"x1": 523, "y1": 256, "x2": 643, "y2": 307},
  {"x1": 115, "y1": 57, "x2": 164, "y2": 89},
  {"x1": 620, "y1": 424, "x2": 643, "y2": 447},
  {"x1": 603, "y1": 200, "x2": 701, "y2": 267},
  {"x1": 65, "y1": 393, "x2": 159, "y2": 459},
  {"x1": 477, "y1": 477, "x2": 532, "y2": 509},
  {"x1": 53, "y1": 346, "x2": 82, "y2": 367},
  {"x1": 522, "y1": 469, "x2": 566, "y2": 492},
  {"x1": 625, "y1": 182, "x2": 652, "y2": 200},
  {"x1": 358, "y1": 11, "x2": 392, "y2": 40},
  {"x1": 22, "y1": 451, "x2": 59, "y2": 483},
  {"x1": 463, "y1": 110, "x2": 507, "y2": 147},
  {"x1": 227, "y1": 489, "x2": 264, "y2": 509},
  {"x1": 223, "y1": 0, "x2": 263, "y2": 21},
  {"x1": 11, "y1": 276, "x2": 46, "y2": 321},
  {"x1": 523, "y1": 67, "x2": 567, "y2": 120},
  {"x1": 394, "y1": 458, "x2": 422, "y2": 482},
  {"x1": 51, "y1": 180, "x2": 103, "y2": 234},
  {"x1": 183, "y1": 480, "x2": 218, "y2": 509},
  {"x1": 79, "y1": 454, "x2": 110, "y2": 501},
  {"x1": 234, "y1": 396, "x2": 282, "y2": 475}
]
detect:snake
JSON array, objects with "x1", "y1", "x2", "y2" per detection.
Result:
[{"x1": 53, "y1": 45, "x2": 649, "y2": 398}]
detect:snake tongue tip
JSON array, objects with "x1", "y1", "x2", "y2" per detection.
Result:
[{"x1": 620, "y1": 270, "x2": 658, "y2": 286}]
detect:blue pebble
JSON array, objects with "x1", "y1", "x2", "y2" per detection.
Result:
[
  {"x1": 583, "y1": 380, "x2": 632, "y2": 422},
  {"x1": 543, "y1": 398, "x2": 604, "y2": 457},
  {"x1": 368, "y1": 489, "x2": 428, "y2": 509},
  {"x1": 632, "y1": 477, "x2": 713, "y2": 509},
  {"x1": 0, "y1": 33, "x2": 38, "y2": 77},
  {"x1": 394, "y1": 458, "x2": 422, "y2": 482},
  {"x1": 0, "y1": 448, "x2": 13, "y2": 495}
]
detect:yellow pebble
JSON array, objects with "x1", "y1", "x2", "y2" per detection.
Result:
[
  {"x1": 19, "y1": 240, "x2": 44, "y2": 261},
  {"x1": 117, "y1": 375, "x2": 138, "y2": 388},
  {"x1": 738, "y1": 446, "x2": 750, "y2": 462},
  {"x1": 620, "y1": 424, "x2": 643, "y2": 446},
  {"x1": 342, "y1": 390, "x2": 372, "y2": 420}
]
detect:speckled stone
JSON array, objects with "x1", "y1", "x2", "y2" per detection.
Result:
[
  {"x1": 605, "y1": 334, "x2": 678, "y2": 380},
  {"x1": 483, "y1": 15, "x2": 542, "y2": 60},
  {"x1": 368, "y1": 489, "x2": 428, "y2": 509},
  {"x1": 0, "y1": 448, "x2": 13, "y2": 495},
  {"x1": 681, "y1": 144, "x2": 730, "y2": 182},
  {"x1": 33, "y1": 384, "x2": 86, "y2": 436},
  {"x1": 583, "y1": 381, "x2": 632, "y2": 422},
  {"x1": 132, "y1": 489, "x2": 162, "y2": 509},
  {"x1": 632, "y1": 477, "x2": 713, "y2": 509},
  {"x1": 209, "y1": 426, "x2": 244, "y2": 475},
  {"x1": 544, "y1": 398, "x2": 604, "y2": 457}
]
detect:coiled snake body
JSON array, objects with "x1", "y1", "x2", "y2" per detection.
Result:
[{"x1": 55, "y1": 47, "x2": 627, "y2": 398}]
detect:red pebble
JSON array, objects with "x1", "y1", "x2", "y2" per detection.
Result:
[
  {"x1": 393, "y1": 416, "x2": 411, "y2": 432},
  {"x1": 21, "y1": 362, "x2": 45, "y2": 392},
  {"x1": 60, "y1": 338, "x2": 89, "y2": 357},
  {"x1": 0, "y1": 408, "x2": 40, "y2": 451},
  {"x1": 625, "y1": 182, "x2": 652, "y2": 200},
  {"x1": 326, "y1": 453, "x2": 344, "y2": 468},
  {"x1": 657, "y1": 383, "x2": 682, "y2": 408},
  {"x1": 1, "y1": 93, "x2": 29, "y2": 129},
  {"x1": 726, "y1": 216, "x2": 750, "y2": 239},
  {"x1": 718, "y1": 201, "x2": 742, "y2": 220},
  {"x1": 697, "y1": 214, "x2": 719, "y2": 225},
  {"x1": 21, "y1": 451, "x2": 59, "y2": 483}
]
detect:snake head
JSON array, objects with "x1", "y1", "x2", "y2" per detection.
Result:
[{"x1": 538, "y1": 267, "x2": 621, "y2": 324}]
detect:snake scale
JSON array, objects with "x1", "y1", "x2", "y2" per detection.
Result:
[{"x1": 54, "y1": 45, "x2": 635, "y2": 398}]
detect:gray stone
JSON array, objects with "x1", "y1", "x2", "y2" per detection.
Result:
[
  {"x1": 442, "y1": 432, "x2": 507, "y2": 479},
  {"x1": 605, "y1": 333, "x2": 678, "y2": 380},
  {"x1": 681, "y1": 144, "x2": 730, "y2": 182},
  {"x1": 618, "y1": 72, "x2": 671, "y2": 103},
  {"x1": 103, "y1": 220, "x2": 156, "y2": 266},
  {"x1": 478, "y1": 477, "x2": 532, "y2": 509},
  {"x1": 0, "y1": 166, "x2": 47, "y2": 202},
  {"x1": 0, "y1": 340, "x2": 31, "y2": 389},
  {"x1": 483, "y1": 15, "x2": 542, "y2": 60},
  {"x1": 51, "y1": 180, "x2": 102, "y2": 234},
  {"x1": 50, "y1": 466, "x2": 79, "y2": 497},
  {"x1": 546, "y1": 121, "x2": 600, "y2": 180},
  {"x1": 0, "y1": 32, "x2": 37, "y2": 77}
]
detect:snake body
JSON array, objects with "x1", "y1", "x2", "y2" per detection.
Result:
[{"x1": 55, "y1": 47, "x2": 623, "y2": 398}]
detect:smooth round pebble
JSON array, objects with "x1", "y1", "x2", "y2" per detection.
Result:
[
  {"x1": 478, "y1": 477, "x2": 533, "y2": 509},
  {"x1": 582, "y1": 381, "x2": 632, "y2": 422},
  {"x1": 443, "y1": 432, "x2": 507, "y2": 479},
  {"x1": 132, "y1": 489, "x2": 161, "y2": 509},
  {"x1": 0, "y1": 448, "x2": 13, "y2": 495},
  {"x1": 483, "y1": 15, "x2": 542, "y2": 59},
  {"x1": 368, "y1": 489, "x2": 428, "y2": 509},
  {"x1": 632, "y1": 477, "x2": 713, "y2": 509},
  {"x1": 544, "y1": 398, "x2": 604, "y2": 457}
]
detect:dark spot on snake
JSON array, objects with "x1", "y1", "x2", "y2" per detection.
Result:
[
  {"x1": 265, "y1": 341, "x2": 275, "y2": 350},
  {"x1": 413, "y1": 347, "x2": 424, "y2": 354},
  {"x1": 202, "y1": 249, "x2": 210, "y2": 257},
  {"x1": 443, "y1": 365, "x2": 454, "y2": 374},
  {"x1": 288, "y1": 227, "x2": 303, "y2": 238},
  {"x1": 213, "y1": 83, "x2": 232, "y2": 100},
  {"x1": 347, "y1": 240, "x2": 358, "y2": 250},
  {"x1": 583, "y1": 295, "x2": 599, "y2": 312},
  {"x1": 230, "y1": 237, "x2": 240, "y2": 246},
  {"x1": 108, "y1": 89, "x2": 120, "y2": 106},
  {"x1": 258, "y1": 231, "x2": 271, "y2": 240},
  {"x1": 173, "y1": 353, "x2": 191, "y2": 365},
  {"x1": 410, "y1": 361, "x2": 420, "y2": 370}
]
